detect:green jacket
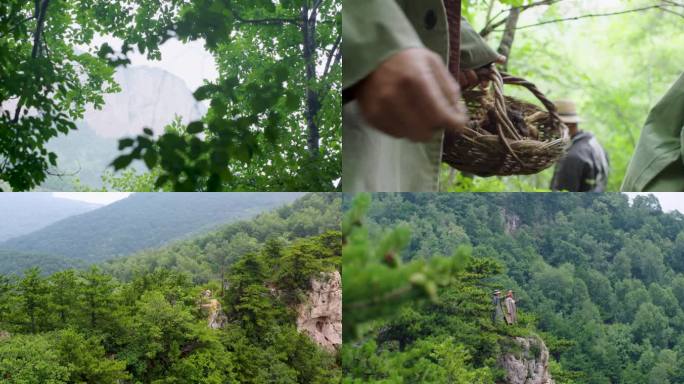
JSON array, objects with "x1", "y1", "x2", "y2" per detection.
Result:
[
  {"x1": 622, "y1": 73, "x2": 684, "y2": 192},
  {"x1": 342, "y1": 0, "x2": 500, "y2": 192}
]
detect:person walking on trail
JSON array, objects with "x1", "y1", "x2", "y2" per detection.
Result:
[
  {"x1": 622, "y1": 73, "x2": 684, "y2": 192},
  {"x1": 504, "y1": 290, "x2": 517, "y2": 325},
  {"x1": 492, "y1": 290, "x2": 504, "y2": 324},
  {"x1": 550, "y1": 100, "x2": 610, "y2": 192},
  {"x1": 342, "y1": 0, "x2": 506, "y2": 192}
]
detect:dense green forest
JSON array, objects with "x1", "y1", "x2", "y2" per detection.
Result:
[
  {"x1": 0, "y1": 0, "x2": 340, "y2": 191},
  {"x1": 0, "y1": 193, "x2": 342, "y2": 383},
  {"x1": 342, "y1": 193, "x2": 684, "y2": 383},
  {"x1": 0, "y1": 193, "x2": 302, "y2": 274},
  {"x1": 440, "y1": 0, "x2": 684, "y2": 191}
]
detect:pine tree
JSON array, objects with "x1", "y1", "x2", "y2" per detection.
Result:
[
  {"x1": 342, "y1": 194, "x2": 471, "y2": 341},
  {"x1": 48, "y1": 270, "x2": 80, "y2": 326},
  {"x1": 79, "y1": 266, "x2": 118, "y2": 333},
  {"x1": 18, "y1": 267, "x2": 48, "y2": 333}
]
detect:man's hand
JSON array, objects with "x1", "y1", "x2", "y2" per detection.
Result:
[
  {"x1": 355, "y1": 48, "x2": 468, "y2": 142},
  {"x1": 458, "y1": 55, "x2": 507, "y2": 90}
]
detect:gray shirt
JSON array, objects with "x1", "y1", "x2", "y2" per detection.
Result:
[{"x1": 551, "y1": 131, "x2": 609, "y2": 192}]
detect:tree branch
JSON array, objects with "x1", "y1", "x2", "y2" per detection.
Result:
[
  {"x1": 480, "y1": 0, "x2": 563, "y2": 37},
  {"x1": 234, "y1": 13, "x2": 300, "y2": 27},
  {"x1": 502, "y1": 4, "x2": 684, "y2": 31},
  {"x1": 311, "y1": 0, "x2": 324, "y2": 14},
  {"x1": 322, "y1": 33, "x2": 341, "y2": 78},
  {"x1": 497, "y1": 8, "x2": 520, "y2": 71},
  {"x1": 2, "y1": 15, "x2": 36, "y2": 37},
  {"x1": 660, "y1": 6, "x2": 684, "y2": 18}
]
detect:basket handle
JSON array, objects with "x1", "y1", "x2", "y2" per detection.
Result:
[
  {"x1": 475, "y1": 66, "x2": 524, "y2": 164},
  {"x1": 477, "y1": 65, "x2": 568, "y2": 143},
  {"x1": 499, "y1": 72, "x2": 565, "y2": 135}
]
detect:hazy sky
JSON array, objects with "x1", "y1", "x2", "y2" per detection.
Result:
[
  {"x1": 53, "y1": 192, "x2": 131, "y2": 205},
  {"x1": 625, "y1": 193, "x2": 684, "y2": 214},
  {"x1": 88, "y1": 35, "x2": 218, "y2": 92}
]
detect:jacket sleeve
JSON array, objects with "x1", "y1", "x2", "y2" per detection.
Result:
[
  {"x1": 551, "y1": 154, "x2": 586, "y2": 192},
  {"x1": 622, "y1": 73, "x2": 684, "y2": 191},
  {"x1": 342, "y1": 0, "x2": 425, "y2": 89},
  {"x1": 460, "y1": 18, "x2": 500, "y2": 70}
]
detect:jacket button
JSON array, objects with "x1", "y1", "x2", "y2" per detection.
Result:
[{"x1": 424, "y1": 10, "x2": 437, "y2": 30}]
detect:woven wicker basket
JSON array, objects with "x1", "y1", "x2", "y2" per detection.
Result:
[{"x1": 442, "y1": 67, "x2": 569, "y2": 177}]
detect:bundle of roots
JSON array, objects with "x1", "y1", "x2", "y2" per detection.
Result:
[{"x1": 442, "y1": 67, "x2": 570, "y2": 177}]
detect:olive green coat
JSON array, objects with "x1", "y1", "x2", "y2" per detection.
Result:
[
  {"x1": 342, "y1": 0, "x2": 499, "y2": 192},
  {"x1": 622, "y1": 73, "x2": 684, "y2": 192}
]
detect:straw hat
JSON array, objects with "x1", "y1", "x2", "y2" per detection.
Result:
[
  {"x1": 554, "y1": 99, "x2": 581, "y2": 124},
  {"x1": 493, "y1": 290, "x2": 501, "y2": 295}
]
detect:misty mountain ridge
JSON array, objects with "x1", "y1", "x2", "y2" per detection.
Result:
[
  {"x1": 0, "y1": 193, "x2": 304, "y2": 274},
  {"x1": 0, "y1": 193, "x2": 101, "y2": 242}
]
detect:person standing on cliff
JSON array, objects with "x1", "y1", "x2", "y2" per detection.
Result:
[
  {"x1": 492, "y1": 290, "x2": 504, "y2": 323},
  {"x1": 504, "y1": 290, "x2": 517, "y2": 325}
]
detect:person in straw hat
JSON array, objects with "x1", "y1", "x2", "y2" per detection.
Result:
[
  {"x1": 550, "y1": 99, "x2": 609, "y2": 192},
  {"x1": 342, "y1": 1, "x2": 505, "y2": 192},
  {"x1": 492, "y1": 289, "x2": 504, "y2": 324},
  {"x1": 622, "y1": 73, "x2": 684, "y2": 192},
  {"x1": 503, "y1": 290, "x2": 517, "y2": 325}
]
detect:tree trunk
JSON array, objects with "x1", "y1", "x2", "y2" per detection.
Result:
[
  {"x1": 220, "y1": 263, "x2": 225, "y2": 297},
  {"x1": 13, "y1": 0, "x2": 50, "y2": 123},
  {"x1": 301, "y1": 4, "x2": 320, "y2": 158},
  {"x1": 497, "y1": 8, "x2": 521, "y2": 72}
]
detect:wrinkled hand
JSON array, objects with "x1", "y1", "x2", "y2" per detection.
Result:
[
  {"x1": 457, "y1": 55, "x2": 507, "y2": 90},
  {"x1": 356, "y1": 48, "x2": 468, "y2": 142}
]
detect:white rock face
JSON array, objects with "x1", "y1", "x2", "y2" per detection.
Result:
[
  {"x1": 200, "y1": 290, "x2": 227, "y2": 330},
  {"x1": 499, "y1": 336, "x2": 555, "y2": 384},
  {"x1": 503, "y1": 208, "x2": 522, "y2": 234},
  {"x1": 296, "y1": 271, "x2": 342, "y2": 352},
  {"x1": 84, "y1": 66, "x2": 206, "y2": 138}
]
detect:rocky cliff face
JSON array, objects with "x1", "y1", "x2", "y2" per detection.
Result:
[
  {"x1": 84, "y1": 66, "x2": 206, "y2": 138},
  {"x1": 499, "y1": 336, "x2": 555, "y2": 384},
  {"x1": 200, "y1": 290, "x2": 227, "y2": 329},
  {"x1": 503, "y1": 209, "x2": 522, "y2": 234},
  {"x1": 296, "y1": 271, "x2": 342, "y2": 352}
]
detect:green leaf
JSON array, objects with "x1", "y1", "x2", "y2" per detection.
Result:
[
  {"x1": 48, "y1": 152, "x2": 58, "y2": 167},
  {"x1": 143, "y1": 128, "x2": 154, "y2": 136},
  {"x1": 193, "y1": 84, "x2": 217, "y2": 101},
  {"x1": 186, "y1": 121, "x2": 204, "y2": 134},
  {"x1": 154, "y1": 174, "x2": 170, "y2": 189},
  {"x1": 118, "y1": 138, "x2": 135, "y2": 150},
  {"x1": 143, "y1": 150, "x2": 158, "y2": 169},
  {"x1": 284, "y1": 91, "x2": 299, "y2": 111},
  {"x1": 111, "y1": 155, "x2": 133, "y2": 170}
]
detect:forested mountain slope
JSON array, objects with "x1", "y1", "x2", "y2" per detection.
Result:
[
  {"x1": 0, "y1": 193, "x2": 342, "y2": 383},
  {"x1": 104, "y1": 193, "x2": 341, "y2": 282},
  {"x1": 343, "y1": 193, "x2": 684, "y2": 384},
  {"x1": 0, "y1": 194, "x2": 100, "y2": 242},
  {"x1": 0, "y1": 193, "x2": 302, "y2": 272}
]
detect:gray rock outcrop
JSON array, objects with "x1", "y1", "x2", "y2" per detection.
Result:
[
  {"x1": 499, "y1": 336, "x2": 555, "y2": 384},
  {"x1": 84, "y1": 66, "x2": 206, "y2": 138},
  {"x1": 296, "y1": 271, "x2": 342, "y2": 352},
  {"x1": 200, "y1": 289, "x2": 227, "y2": 329}
]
